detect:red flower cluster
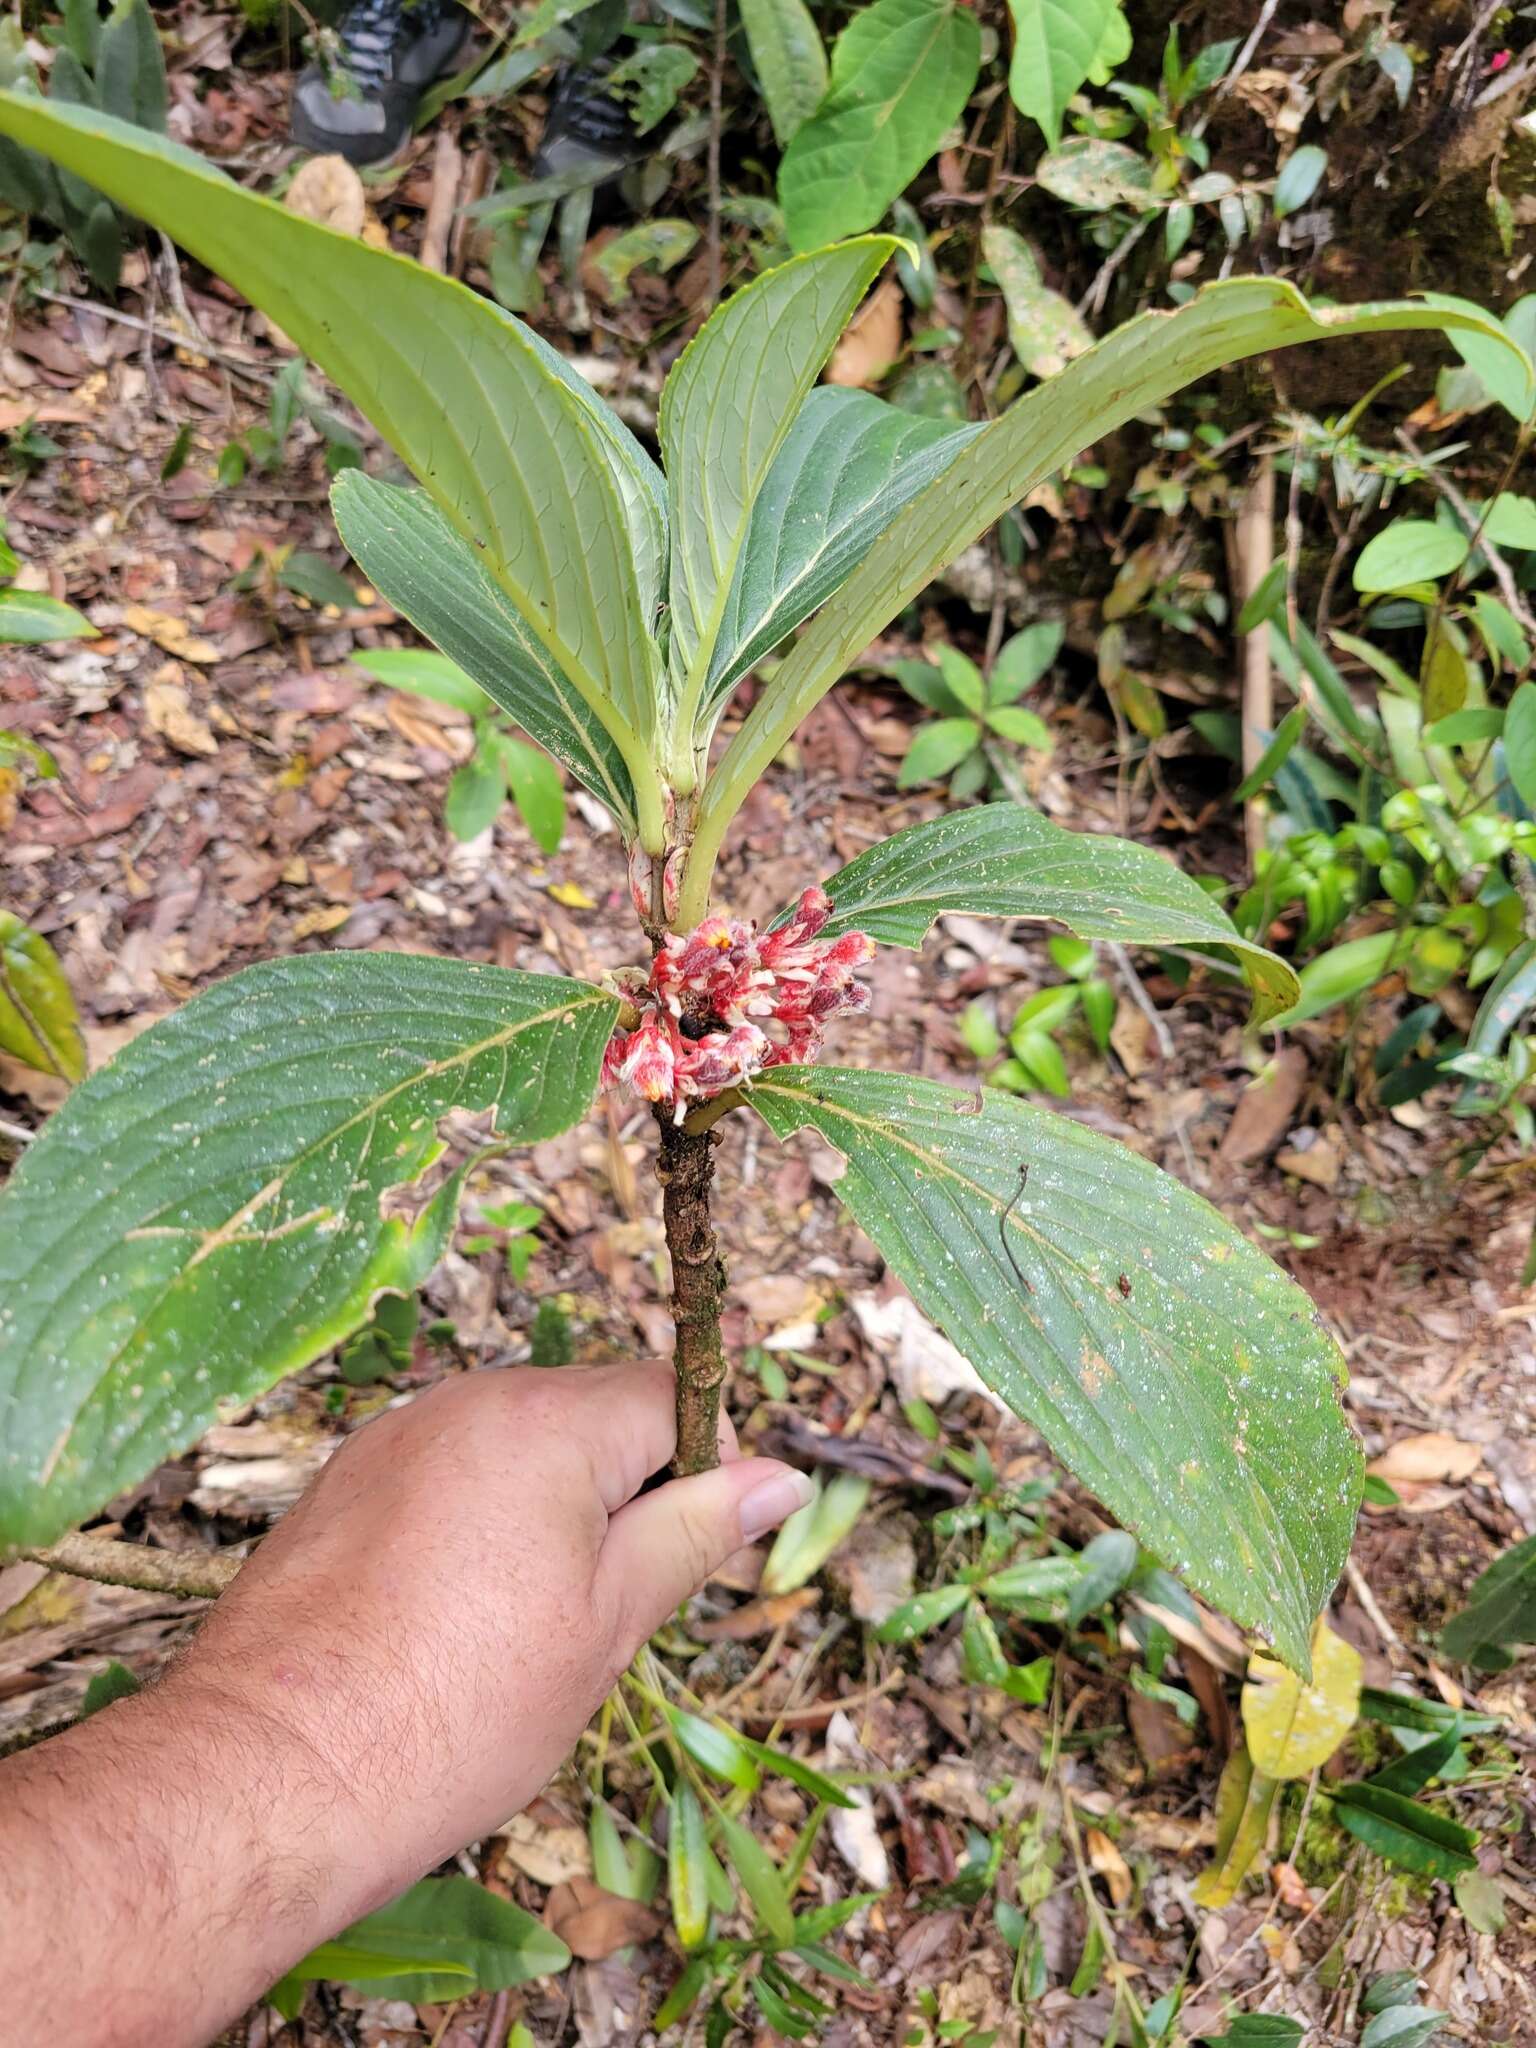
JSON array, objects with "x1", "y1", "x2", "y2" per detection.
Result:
[{"x1": 602, "y1": 888, "x2": 875, "y2": 1118}]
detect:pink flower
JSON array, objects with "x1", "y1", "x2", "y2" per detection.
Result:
[{"x1": 603, "y1": 888, "x2": 875, "y2": 1118}]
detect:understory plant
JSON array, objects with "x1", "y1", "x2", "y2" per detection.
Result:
[{"x1": 0, "y1": 92, "x2": 1530, "y2": 1678}]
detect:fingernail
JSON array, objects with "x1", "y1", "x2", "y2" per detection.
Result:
[{"x1": 739, "y1": 1469, "x2": 815, "y2": 1542}]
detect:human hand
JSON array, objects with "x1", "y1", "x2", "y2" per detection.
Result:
[
  {"x1": 170, "y1": 1359, "x2": 812, "y2": 1899},
  {"x1": 0, "y1": 1361, "x2": 811, "y2": 2048}
]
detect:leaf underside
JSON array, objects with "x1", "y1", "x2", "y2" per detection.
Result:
[
  {"x1": 751, "y1": 1066, "x2": 1361, "y2": 1673},
  {"x1": 796, "y1": 804, "x2": 1300, "y2": 1022},
  {"x1": 0, "y1": 956, "x2": 616, "y2": 1553},
  {"x1": 332, "y1": 471, "x2": 638, "y2": 830}
]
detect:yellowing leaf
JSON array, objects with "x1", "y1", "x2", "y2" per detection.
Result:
[
  {"x1": 548, "y1": 882, "x2": 597, "y2": 909},
  {"x1": 1241, "y1": 1619, "x2": 1361, "y2": 1779}
]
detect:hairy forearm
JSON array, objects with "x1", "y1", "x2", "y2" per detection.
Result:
[{"x1": 0, "y1": 1674, "x2": 390, "y2": 2048}]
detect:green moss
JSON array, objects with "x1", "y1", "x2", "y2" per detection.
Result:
[{"x1": 1278, "y1": 1787, "x2": 1353, "y2": 1888}]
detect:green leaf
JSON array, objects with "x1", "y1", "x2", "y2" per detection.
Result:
[
  {"x1": 1422, "y1": 706, "x2": 1502, "y2": 748},
  {"x1": 0, "y1": 957, "x2": 616, "y2": 1554},
  {"x1": 1272, "y1": 143, "x2": 1326, "y2": 219},
  {"x1": 986, "y1": 704, "x2": 1052, "y2": 748},
  {"x1": 990, "y1": 621, "x2": 1063, "y2": 702},
  {"x1": 96, "y1": 0, "x2": 167, "y2": 133},
  {"x1": 713, "y1": 1805, "x2": 796, "y2": 1945},
  {"x1": 81, "y1": 1658, "x2": 142, "y2": 1717},
  {"x1": 1034, "y1": 136, "x2": 1155, "y2": 211},
  {"x1": 777, "y1": 0, "x2": 981, "y2": 252},
  {"x1": 1481, "y1": 493, "x2": 1536, "y2": 551},
  {"x1": 0, "y1": 95, "x2": 665, "y2": 789},
  {"x1": 1233, "y1": 705, "x2": 1307, "y2": 802},
  {"x1": 739, "y1": 0, "x2": 828, "y2": 146},
  {"x1": 761, "y1": 1469, "x2": 871, "y2": 1594},
  {"x1": 898, "y1": 715, "x2": 982, "y2": 785},
  {"x1": 603, "y1": 45, "x2": 698, "y2": 134},
  {"x1": 1365, "y1": 1723, "x2": 1461, "y2": 1796},
  {"x1": 63, "y1": 0, "x2": 102, "y2": 71},
  {"x1": 1360, "y1": 2009, "x2": 1447, "y2": 2048},
  {"x1": 661, "y1": 238, "x2": 896, "y2": 733},
  {"x1": 1354, "y1": 519, "x2": 1469, "y2": 594},
  {"x1": 669, "y1": 1785, "x2": 711, "y2": 1950},
  {"x1": 1004, "y1": 0, "x2": 1120, "y2": 149},
  {"x1": 333, "y1": 474, "x2": 638, "y2": 831},
  {"x1": 799, "y1": 804, "x2": 1300, "y2": 1023},
  {"x1": 1440, "y1": 1531, "x2": 1536, "y2": 1665},
  {"x1": 495, "y1": 733, "x2": 565, "y2": 854},
  {"x1": 737, "y1": 1734, "x2": 858, "y2": 1808},
  {"x1": 1505, "y1": 680, "x2": 1536, "y2": 811},
  {"x1": 1430, "y1": 289, "x2": 1536, "y2": 422},
  {"x1": 982, "y1": 225, "x2": 1093, "y2": 378},
  {"x1": 0, "y1": 587, "x2": 98, "y2": 644},
  {"x1": 1330, "y1": 1783, "x2": 1478, "y2": 1878},
  {"x1": 350, "y1": 647, "x2": 487, "y2": 716},
  {"x1": 1267, "y1": 929, "x2": 1411, "y2": 1029},
  {"x1": 1199, "y1": 2021, "x2": 1304, "y2": 2047},
  {"x1": 705, "y1": 388, "x2": 980, "y2": 719},
  {"x1": 689, "y1": 280, "x2": 1518, "y2": 919},
  {"x1": 277, "y1": 550, "x2": 357, "y2": 612},
  {"x1": 0, "y1": 912, "x2": 87, "y2": 1084},
  {"x1": 935, "y1": 644, "x2": 986, "y2": 714},
  {"x1": 444, "y1": 749, "x2": 506, "y2": 841},
  {"x1": 278, "y1": 1877, "x2": 569, "y2": 2004},
  {"x1": 591, "y1": 217, "x2": 698, "y2": 301},
  {"x1": 750, "y1": 1068, "x2": 1361, "y2": 1674},
  {"x1": 1066, "y1": 1528, "x2": 1138, "y2": 1624},
  {"x1": 669, "y1": 1709, "x2": 763, "y2": 1792},
  {"x1": 874, "y1": 1581, "x2": 974, "y2": 1642}
]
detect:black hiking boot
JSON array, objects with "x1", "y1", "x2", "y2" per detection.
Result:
[
  {"x1": 291, "y1": 0, "x2": 472, "y2": 166},
  {"x1": 532, "y1": 57, "x2": 649, "y2": 188}
]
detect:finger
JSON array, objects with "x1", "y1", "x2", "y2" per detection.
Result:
[
  {"x1": 597, "y1": 1459, "x2": 813, "y2": 1647},
  {"x1": 537, "y1": 1359, "x2": 680, "y2": 1511}
]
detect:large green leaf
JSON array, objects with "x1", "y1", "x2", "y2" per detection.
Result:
[
  {"x1": 704, "y1": 387, "x2": 980, "y2": 719},
  {"x1": 660, "y1": 238, "x2": 895, "y2": 757},
  {"x1": 798, "y1": 804, "x2": 1298, "y2": 1022},
  {"x1": 273, "y1": 1878, "x2": 571, "y2": 2011},
  {"x1": 777, "y1": 0, "x2": 981, "y2": 253},
  {"x1": 681, "y1": 280, "x2": 1530, "y2": 924},
  {"x1": 1439, "y1": 1532, "x2": 1536, "y2": 1668},
  {"x1": 333, "y1": 471, "x2": 638, "y2": 831},
  {"x1": 0, "y1": 93, "x2": 666, "y2": 806},
  {"x1": 1005, "y1": 0, "x2": 1120, "y2": 149},
  {"x1": 750, "y1": 1067, "x2": 1361, "y2": 1672},
  {"x1": 95, "y1": 0, "x2": 166, "y2": 132},
  {"x1": 738, "y1": 0, "x2": 828, "y2": 146},
  {"x1": 0, "y1": 955, "x2": 616, "y2": 1553}
]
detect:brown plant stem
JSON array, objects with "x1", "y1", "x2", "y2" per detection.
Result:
[
  {"x1": 655, "y1": 1111, "x2": 728, "y2": 1476},
  {"x1": 23, "y1": 1531, "x2": 241, "y2": 1599}
]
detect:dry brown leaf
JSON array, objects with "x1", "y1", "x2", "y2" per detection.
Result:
[
  {"x1": 1218, "y1": 1047, "x2": 1308, "y2": 1166},
  {"x1": 542, "y1": 1877, "x2": 662, "y2": 1961},
  {"x1": 285, "y1": 153, "x2": 367, "y2": 236},
  {"x1": 1368, "y1": 1433, "x2": 1483, "y2": 1485},
  {"x1": 291, "y1": 904, "x2": 352, "y2": 939},
  {"x1": 1271, "y1": 1860, "x2": 1312, "y2": 1910},
  {"x1": 1086, "y1": 1826, "x2": 1133, "y2": 1907},
  {"x1": 498, "y1": 1812, "x2": 592, "y2": 1887},
  {"x1": 691, "y1": 1588, "x2": 819, "y2": 1640},
  {"x1": 143, "y1": 674, "x2": 218, "y2": 757},
  {"x1": 826, "y1": 279, "x2": 902, "y2": 389},
  {"x1": 123, "y1": 604, "x2": 219, "y2": 664}
]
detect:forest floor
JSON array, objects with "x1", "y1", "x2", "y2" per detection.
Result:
[{"x1": 4, "y1": 28, "x2": 1536, "y2": 2048}]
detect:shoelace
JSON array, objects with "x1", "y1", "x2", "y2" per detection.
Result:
[{"x1": 334, "y1": 0, "x2": 439, "y2": 90}]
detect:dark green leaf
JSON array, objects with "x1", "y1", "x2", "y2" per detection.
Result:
[
  {"x1": 0, "y1": 958, "x2": 616, "y2": 1553},
  {"x1": 1067, "y1": 1528, "x2": 1138, "y2": 1624},
  {"x1": 1198, "y1": 2020, "x2": 1304, "y2": 2046},
  {"x1": 1273, "y1": 144, "x2": 1325, "y2": 219},
  {"x1": 81, "y1": 1658, "x2": 142, "y2": 1717},
  {"x1": 276, "y1": 1877, "x2": 568, "y2": 2004},
  {"x1": 800, "y1": 804, "x2": 1299, "y2": 1023},
  {"x1": 875, "y1": 1582, "x2": 974, "y2": 1642},
  {"x1": 714, "y1": 1805, "x2": 794, "y2": 1945},
  {"x1": 277, "y1": 550, "x2": 357, "y2": 612},
  {"x1": 707, "y1": 388, "x2": 979, "y2": 716},
  {"x1": 777, "y1": 0, "x2": 981, "y2": 251},
  {"x1": 1360, "y1": 2007, "x2": 1447, "y2": 2048},
  {"x1": 669, "y1": 1709, "x2": 763, "y2": 1792},
  {"x1": 96, "y1": 0, "x2": 167, "y2": 133},
  {"x1": 1504, "y1": 681, "x2": 1536, "y2": 812},
  {"x1": 1233, "y1": 706, "x2": 1307, "y2": 802},
  {"x1": 1365, "y1": 1723, "x2": 1460, "y2": 1796},
  {"x1": 738, "y1": 1735, "x2": 858, "y2": 1808},
  {"x1": 333, "y1": 474, "x2": 638, "y2": 830},
  {"x1": 1330, "y1": 1783, "x2": 1478, "y2": 1878},
  {"x1": 751, "y1": 1069, "x2": 1361, "y2": 1674},
  {"x1": 738, "y1": 0, "x2": 828, "y2": 146},
  {"x1": 1440, "y1": 1531, "x2": 1536, "y2": 1664}
]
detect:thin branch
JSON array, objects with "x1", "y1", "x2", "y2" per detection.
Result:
[
  {"x1": 1396, "y1": 427, "x2": 1536, "y2": 642},
  {"x1": 1105, "y1": 941, "x2": 1175, "y2": 1061},
  {"x1": 24, "y1": 1531, "x2": 242, "y2": 1599},
  {"x1": 1232, "y1": 455, "x2": 1276, "y2": 877}
]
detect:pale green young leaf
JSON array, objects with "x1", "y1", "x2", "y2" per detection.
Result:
[
  {"x1": 1353, "y1": 519, "x2": 1469, "y2": 593},
  {"x1": 0, "y1": 95, "x2": 663, "y2": 770},
  {"x1": 898, "y1": 715, "x2": 981, "y2": 785},
  {"x1": 276, "y1": 1878, "x2": 570, "y2": 2006},
  {"x1": 660, "y1": 237, "x2": 896, "y2": 737},
  {"x1": 990, "y1": 621, "x2": 1063, "y2": 701},
  {"x1": 1005, "y1": 0, "x2": 1121, "y2": 149},
  {"x1": 333, "y1": 473, "x2": 639, "y2": 831},
  {"x1": 0, "y1": 957, "x2": 617, "y2": 1553},
  {"x1": 684, "y1": 278, "x2": 1522, "y2": 924},
  {"x1": 0, "y1": 911, "x2": 86, "y2": 1083},
  {"x1": 751, "y1": 1068, "x2": 1361, "y2": 1674},
  {"x1": 669, "y1": 1785, "x2": 710, "y2": 1949},
  {"x1": 796, "y1": 804, "x2": 1299, "y2": 1021},
  {"x1": 777, "y1": 0, "x2": 981, "y2": 252},
  {"x1": 738, "y1": 0, "x2": 828, "y2": 146},
  {"x1": 495, "y1": 733, "x2": 566, "y2": 854},
  {"x1": 704, "y1": 388, "x2": 980, "y2": 718},
  {"x1": 713, "y1": 1805, "x2": 795, "y2": 1945},
  {"x1": 444, "y1": 749, "x2": 505, "y2": 840},
  {"x1": 934, "y1": 644, "x2": 985, "y2": 713},
  {"x1": 0, "y1": 588, "x2": 98, "y2": 643},
  {"x1": 350, "y1": 647, "x2": 488, "y2": 717}
]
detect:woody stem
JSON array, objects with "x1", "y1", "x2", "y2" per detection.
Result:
[{"x1": 655, "y1": 1111, "x2": 728, "y2": 1476}]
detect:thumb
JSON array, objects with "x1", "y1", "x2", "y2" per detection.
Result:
[{"x1": 598, "y1": 1459, "x2": 813, "y2": 1648}]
